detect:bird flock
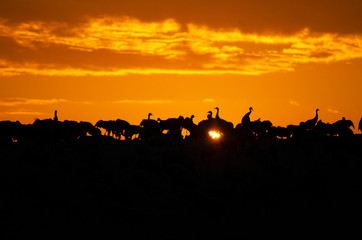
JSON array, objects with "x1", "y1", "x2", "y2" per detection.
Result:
[{"x1": 0, "y1": 108, "x2": 360, "y2": 144}]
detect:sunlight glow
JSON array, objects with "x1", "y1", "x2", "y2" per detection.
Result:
[{"x1": 209, "y1": 130, "x2": 221, "y2": 139}]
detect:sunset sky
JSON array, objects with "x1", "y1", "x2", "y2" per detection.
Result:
[{"x1": 1, "y1": 0, "x2": 361, "y2": 129}]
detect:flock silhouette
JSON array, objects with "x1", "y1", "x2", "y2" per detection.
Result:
[
  {"x1": 1, "y1": 108, "x2": 361, "y2": 238},
  {"x1": 0, "y1": 107, "x2": 359, "y2": 144}
]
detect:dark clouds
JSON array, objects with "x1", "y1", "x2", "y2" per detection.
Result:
[{"x1": 1, "y1": 0, "x2": 362, "y2": 34}]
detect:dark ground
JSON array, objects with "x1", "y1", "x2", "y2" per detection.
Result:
[{"x1": 1, "y1": 135, "x2": 362, "y2": 238}]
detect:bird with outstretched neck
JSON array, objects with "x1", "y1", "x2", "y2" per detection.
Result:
[
  {"x1": 214, "y1": 107, "x2": 234, "y2": 135},
  {"x1": 241, "y1": 107, "x2": 253, "y2": 127},
  {"x1": 300, "y1": 108, "x2": 319, "y2": 130}
]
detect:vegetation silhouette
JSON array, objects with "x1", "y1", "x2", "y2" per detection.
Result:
[{"x1": 0, "y1": 108, "x2": 361, "y2": 237}]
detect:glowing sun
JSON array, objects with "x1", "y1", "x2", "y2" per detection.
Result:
[{"x1": 209, "y1": 130, "x2": 221, "y2": 139}]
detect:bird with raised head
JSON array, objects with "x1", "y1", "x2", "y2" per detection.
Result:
[
  {"x1": 241, "y1": 107, "x2": 253, "y2": 126},
  {"x1": 139, "y1": 113, "x2": 161, "y2": 140},
  {"x1": 214, "y1": 107, "x2": 234, "y2": 134},
  {"x1": 300, "y1": 108, "x2": 319, "y2": 130},
  {"x1": 207, "y1": 111, "x2": 213, "y2": 120},
  {"x1": 53, "y1": 110, "x2": 58, "y2": 122}
]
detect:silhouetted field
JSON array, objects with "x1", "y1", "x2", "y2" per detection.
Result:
[{"x1": 1, "y1": 135, "x2": 361, "y2": 238}]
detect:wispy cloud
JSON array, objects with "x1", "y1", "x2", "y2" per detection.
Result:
[
  {"x1": 328, "y1": 108, "x2": 339, "y2": 114},
  {"x1": 4, "y1": 111, "x2": 45, "y2": 115},
  {"x1": 0, "y1": 17, "x2": 362, "y2": 76},
  {"x1": 290, "y1": 100, "x2": 300, "y2": 106},
  {"x1": 0, "y1": 64, "x2": 269, "y2": 77},
  {"x1": 114, "y1": 99, "x2": 172, "y2": 104},
  {"x1": 0, "y1": 98, "x2": 67, "y2": 106},
  {"x1": 202, "y1": 98, "x2": 216, "y2": 103}
]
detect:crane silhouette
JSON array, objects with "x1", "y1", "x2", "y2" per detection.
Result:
[
  {"x1": 139, "y1": 113, "x2": 161, "y2": 140},
  {"x1": 242, "y1": 107, "x2": 253, "y2": 126},
  {"x1": 300, "y1": 108, "x2": 319, "y2": 130},
  {"x1": 53, "y1": 110, "x2": 58, "y2": 122},
  {"x1": 207, "y1": 111, "x2": 213, "y2": 120},
  {"x1": 214, "y1": 107, "x2": 234, "y2": 135},
  {"x1": 214, "y1": 107, "x2": 221, "y2": 120}
]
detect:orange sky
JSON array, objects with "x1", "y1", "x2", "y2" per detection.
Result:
[{"x1": 0, "y1": 0, "x2": 361, "y2": 130}]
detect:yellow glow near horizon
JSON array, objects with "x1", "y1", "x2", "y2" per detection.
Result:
[{"x1": 0, "y1": 14, "x2": 361, "y2": 133}]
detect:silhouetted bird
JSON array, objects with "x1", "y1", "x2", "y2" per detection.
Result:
[
  {"x1": 157, "y1": 116, "x2": 184, "y2": 134},
  {"x1": 196, "y1": 111, "x2": 218, "y2": 139},
  {"x1": 124, "y1": 125, "x2": 141, "y2": 140},
  {"x1": 59, "y1": 120, "x2": 81, "y2": 142},
  {"x1": 140, "y1": 113, "x2": 161, "y2": 140},
  {"x1": 299, "y1": 108, "x2": 319, "y2": 130},
  {"x1": 32, "y1": 118, "x2": 58, "y2": 142},
  {"x1": 331, "y1": 117, "x2": 354, "y2": 137},
  {"x1": 147, "y1": 113, "x2": 152, "y2": 120},
  {"x1": 53, "y1": 110, "x2": 58, "y2": 122},
  {"x1": 182, "y1": 115, "x2": 197, "y2": 138},
  {"x1": 214, "y1": 107, "x2": 234, "y2": 134},
  {"x1": 242, "y1": 107, "x2": 253, "y2": 126},
  {"x1": 186, "y1": 115, "x2": 195, "y2": 122},
  {"x1": 207, "y1": 111, "x2": 213, "y2": 120},
  {"x1": 214, "y1": 107, "x2": 221, "y2": 120},
  {"x1": 112, "y1": 119, "x2": 130, "y2": 139},
  {"x1": 95, "y1": 120, "x2": 113, "y2": 136},
  {"x1": 140, "y1": 113, "x2": 158, "y2": 125},
  {"x1": 79, "y1": 121, "x2": 101, "y2": 136}
]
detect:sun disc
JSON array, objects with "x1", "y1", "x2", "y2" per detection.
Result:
[{"x1": 209, "y1": 130, "x2": 221, "y2": 139}]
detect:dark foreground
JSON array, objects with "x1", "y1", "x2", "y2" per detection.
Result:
[{"x1": 1, "y1": 135, "x2": 362, "y2": 238}]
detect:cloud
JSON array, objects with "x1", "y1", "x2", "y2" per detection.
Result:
[
  {"x1": 0, "y1": 64, "x2": 265, "y2": 76},
  {"x1": 1, "y1": 1, "x2": 362, "y2": 34},
  {"x1": 328, "y1": 108, "x2": 339, "y2": 114},
  {"x1": 0, "y1": 17, "x2": 362, "y2": 76},
  {"x1": 4, "y1": 111, "x2": 45, "y2": 116},
  {"x1": 202, "y1": 98, "x2": 216, "y2": 103},
  {"x1": 290, "y1": 100, "x2": 300, "y2": 106},
  {"x1": 114, "y1": 99, "x2": 172, "y2": 104},
  {"x1": 0, "y1": 98, "x2": 67, "y2": 106}
]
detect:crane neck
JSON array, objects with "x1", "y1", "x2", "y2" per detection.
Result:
[{"x1": 215, "y1": 108, "x2": 220, "y2": 119}]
